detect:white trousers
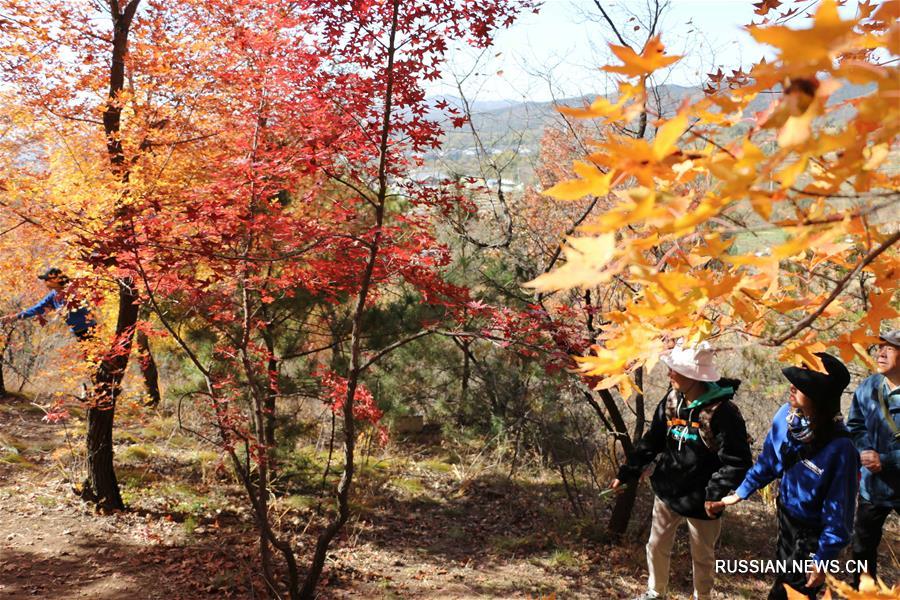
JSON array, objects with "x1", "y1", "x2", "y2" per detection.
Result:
[{"x1": 646, "y1": 496, "x2": 722, "y2": 600}]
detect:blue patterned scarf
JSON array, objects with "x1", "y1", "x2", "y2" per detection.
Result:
[{"x1": 786, "y1": 407, "x2": 815, "y2": 443}]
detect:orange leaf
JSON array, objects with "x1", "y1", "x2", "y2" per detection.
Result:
[
  {"x1": 652, "y1": 113, "x2": 689, "y2": 161},
  {"x1": 602, "y1": 36, "x2": 681, "y2": 78},
  {"x1": 866, "y1": 291, "x2": 899, "y2": 334},
  {"x1": 542, "y1": 163, "x2": 615, "y2": 200}
]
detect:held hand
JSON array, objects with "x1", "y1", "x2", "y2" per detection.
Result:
[
  {"x1": 805, "y1": 564, "x2": 826, "y2": 589},
  {"x1": 610, "y1": 478, "x2": 625, "y2": 495},
  {"x1": 720, "y1": 494, "x2": 742, "y2": 506},
  {"x1": 861, "y1": 450, "x2": 882, "y2": 474},
  {"x1": 705, "y1": 501, "x2": 725, "y2": 517}
]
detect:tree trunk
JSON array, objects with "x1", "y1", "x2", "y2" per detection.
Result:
[
  {"x1": 606, "y1": 367, "x2": 646, "y2": 539},
  {"x1": 0, "y1": 336, "x2": 7, "y2": 397},
  {"x1": 260, "y1": 323, "x2": 278, "y2": 449},
  {"x1": 459, "y1": 338, "x2": 470, "y2": 425},
  {"x1": 84, "y1": 405, "x2": 122, "y2": 510},
  {"x1": 608, "y1": 478, "x2": 639, "y2": 538},
  {"x1": 78, "y1": 0, "x2": 143, "y2": 511},
  {"x1": 83, "y1": 277, "x2": 140, "y2": 511},
  {"x1": 300, "y1": 4, "x2": 399, "y2": 596},
  {"x1": 136, "y1": 324, "x2": 161, "y2": 407}
]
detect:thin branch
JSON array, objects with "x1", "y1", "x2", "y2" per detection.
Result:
[
  {"x1": 358, "y1": 329, "x2": 433, "y2": 372},
  {"x1": 0, "y1": 219, "x2": 27, "y2": 237},
  {"x1": 592, "y1": 0, "x2": 631, "y2": 48},
  {"x1": 767, "y1": 229, "x2": 900, "y2": 346}
]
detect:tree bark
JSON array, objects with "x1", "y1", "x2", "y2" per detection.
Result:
[
  {"x1": 0, "y1": 333, "x2": 8, "y2": 397},
  {"x1": 459, "y1": 338, "x2": 470, "y2": 425},
  {"x1": 83, "y1": 277, "x2": 139, "y2": 511},
  {"x1": 80, "y1": 0, "x2": 143, "y2": 511},
  {"x1": 299, "y1": 3, "x2": 399, "y2": 597},
  {"x1": 607, "y1": 367, "x2": 646, "y2": 538},
  {"x1": 136, "y1": 321, "x2": 161, "y2": 407},
  {"x1": 608, "y1": 479, "x2": 639, "y2": 538},
  {"x1": 260, "y1": 320, "x2": 278, "y2": 449}
]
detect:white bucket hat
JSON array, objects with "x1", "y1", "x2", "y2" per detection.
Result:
[{"x1": 660, "y1": 340, "x2": 720, "y2": 382}]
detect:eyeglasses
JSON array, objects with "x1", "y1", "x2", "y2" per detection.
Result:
[{"x1": 869, "y1": 344, "x2": 899, "y2": 357}]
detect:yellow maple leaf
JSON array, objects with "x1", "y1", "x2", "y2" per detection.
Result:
[
  {"x1": 523, "y1": 234, "x2": 618, "y2": 292},
  {"x1": 698, "y1": 233, "x2": 734, "y2": 258},
  {"x1": 773, "y1": 229, "x2": 820, "y2": 259},
  {"x1": 652, "y1": 113, "x2": 689, "y2": 161},
  {"x1": 749, "y1": 191, "x2": 776, "y2": 220},
  {"x1": 826, "y1": 573, "x2": 900, "y2": 599},
  {"x1": 862, "y1": 143, "x2": 890, "y2": 171},
  {"x1": 831, "y1": 326, "x2": 880, "y2": 367},
  {"x1": 749, "y1": 0, "x2": 858, "y2": 73},
  {"x1": 778, "y1": 110, "x2": 816, "y2": 149},
  {"x1": 780, "y1": 339, "x2": 829, "y2": 373},
  {"x1": 775, "y1": 154, "x2": 809, "y2": 190},
  {"x1": 658, "y1": 195, "x2": 729, "y2": 236},
  {"x1": 866, "y1": 291, "x2": 899, "y2": 334},
  {"x1": 731, "y1": 294, "x2": 761, "y2": 323},
  {"x1": 559, "y1": 95, "x2": 628, "y2": 121},
  {"x1": 588, "y1": 187, "x2": 656, "y2": 233},
  {"x1": 542, "y1": 163, "x2": 615, "y2": 200},
  {"x1": 602, "y1": 36, "x2": 682, "y2": 78}
]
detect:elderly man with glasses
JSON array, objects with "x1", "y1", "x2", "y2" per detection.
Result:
[{"x1": 847, "y1": 328, "x2": 900, "y2": 589}]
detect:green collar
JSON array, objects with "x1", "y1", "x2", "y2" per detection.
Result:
[{"x1": 686, "y1": 382, "x2": 733, "y2": 409}]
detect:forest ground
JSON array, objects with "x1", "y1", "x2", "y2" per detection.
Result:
[{"x1": 0, "y1": 394, "x2": 896, "y2": 599}]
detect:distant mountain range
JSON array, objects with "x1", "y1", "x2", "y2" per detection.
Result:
[
  {"x1": 416, "y1": 83, "x2": 871, "y2": 185},
  {"x1": 428, "y1": 81, "x2": 871, "y2": 133}
]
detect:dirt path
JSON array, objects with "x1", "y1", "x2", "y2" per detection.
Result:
[
  {"x1": 0, "y1": 395, "x2": 896, "y2": 599},
  {"x1": 0, "y1": 397, "x2": 260, "y2": 600}
]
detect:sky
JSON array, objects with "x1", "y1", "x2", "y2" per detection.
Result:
[{"x1": 426, "y1": 0, "x2": 777, "y2": 102}]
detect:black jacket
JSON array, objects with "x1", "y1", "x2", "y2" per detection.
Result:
[{"x1": 616, "y1": 378, "x2": 753, "y2": 520}]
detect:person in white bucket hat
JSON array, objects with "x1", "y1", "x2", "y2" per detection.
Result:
[
  {"x1": 660, "y1": 341, "x2": 721, "y2": 382},
  {"x1": 611, "y1": 340, "x2": 752, "y2": 600}
]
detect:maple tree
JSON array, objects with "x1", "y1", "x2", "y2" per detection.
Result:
[
  {"x1": 1, "y1": 0, "x2": 897, "y2": 595},
  {"x1": 469, "y1": 0, "x2": 674, "y2": 537},
  {"x1": 529, "y1": 0, "x2": 898, "y2": 413},
  {"x1": 0, "y1": 0, "x2": 534, "y2": 595},
  {"x1": 0, "y1": 0, "x2": 172, "y2": 509}
]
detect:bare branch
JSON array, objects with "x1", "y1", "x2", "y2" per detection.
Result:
[
  {"x1": 358, "y1": 329, "x2": 433, "y2": 372},
  {"x1": 591, "y1": 0, "x2": 631, "y2": 48},
  {"x1": 767, "y1": 229, "x2": 900, "y2": 346}
]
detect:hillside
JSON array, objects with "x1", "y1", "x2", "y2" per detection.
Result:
[
  {"x1": 419, "y1": 83, "x2": 872, "y2": 185},
  {"x1": 3, "y1": 393, "x2": 896, "y2": 599}
]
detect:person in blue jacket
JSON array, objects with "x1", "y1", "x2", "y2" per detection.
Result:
[
  {"x1": 1, "y1": 268, "x2": 96, "y2": 340},
  {"x1": 709, "y1": 352, "x2": 859, "y2": 600},
  {"x1": 847, "y1": 329, "x2": 899, "y2": 588}
]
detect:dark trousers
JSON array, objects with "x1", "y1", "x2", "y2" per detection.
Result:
[
  {"x1": 851, "y1": 500, "x2": 899, "y2": 588},
  {"x1": 73, "y1": 327, "x2": 95, "y2": 342},
  {"x1": 768, "y1": 503, "x2": 824, "y2": 600}
]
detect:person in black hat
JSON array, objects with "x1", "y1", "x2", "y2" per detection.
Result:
[
  {"x1": 708, "y1": 352, "x2": 859, "y2": 600},
  {"x1": 1, "y1": 268, "x2": 96, "y2": 340},
  {"x1": 847, "y1": 328, "x2": 900, "y2": 588}
]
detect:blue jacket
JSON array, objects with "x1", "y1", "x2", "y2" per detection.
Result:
[
  {"x1": 847, "y1": 374, "x2": 900, "y2": 507},
  {"x1": 17, "y1": 290, "x2": 96, "y2": 335},
  {"x1": 736, "y1": 403, "x2": 859, "y2": 562}
]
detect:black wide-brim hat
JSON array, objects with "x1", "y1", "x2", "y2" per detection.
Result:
[
  {"x1": 37, "y1": 267, "x2": 64, "y2": 281},
  {"x1": 781, "y1": 352, "x2": 850, "y2": 418}
]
